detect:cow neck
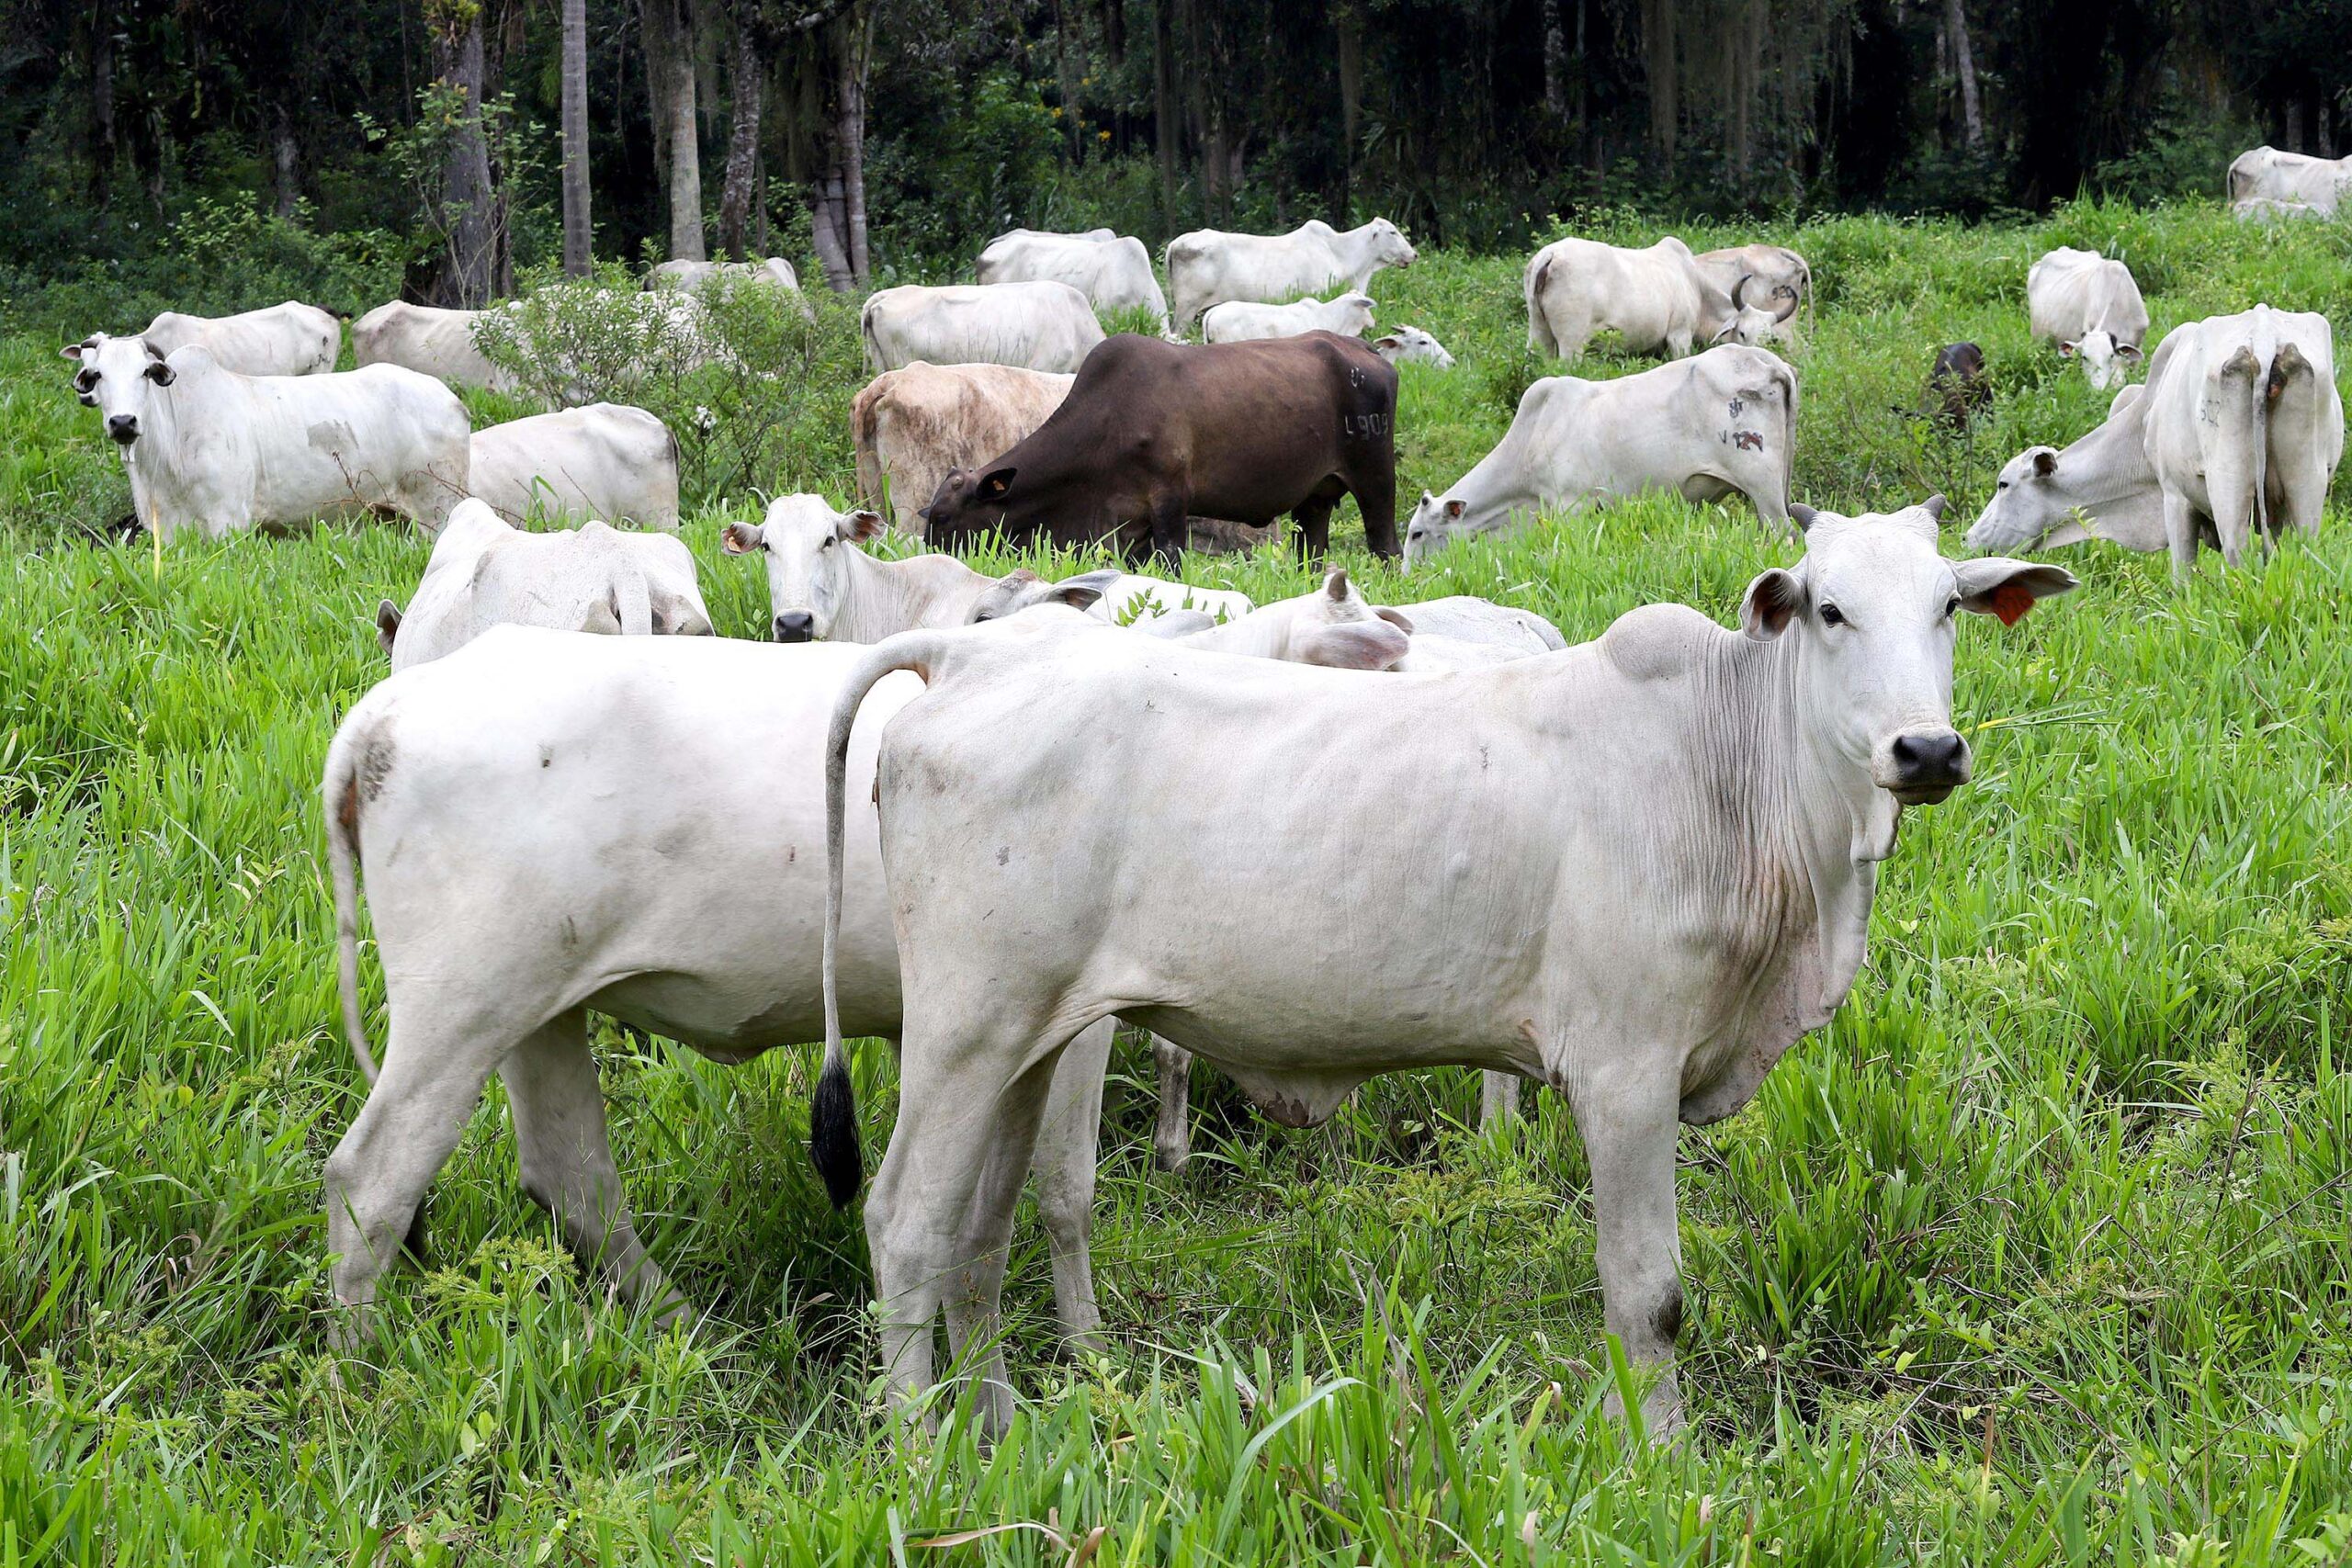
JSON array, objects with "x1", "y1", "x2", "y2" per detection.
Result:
[
  {"x1": 829, "y1": 545, "x2": 907, "y2": 645},
  {"x1": 121, "y1": 376, "x2": 197, "y2": 521},
  {"x1": 2053, "y1": 396, "x2": 2159, "y2": 518}
]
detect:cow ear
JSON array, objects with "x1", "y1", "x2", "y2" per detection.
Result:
[
  {"x1": 2058, "y1": 340, "x2": 2078, "y2": 358},
  {"x1": 142, "y1": 359, "x2": 175, "y2": 386},
  {"x1": 376, "y1": 600, "x2": 402, "y2": 654},
  {"x1": 1790, "y1": 502, "x2": 1818, "y2": 532},
  {"x1": 1040, "y1": 580, "x2": 1104, "y2": 613},
  {"x1": 1443, "y1": 499, "x2": 1465, "y2": 519},
  {"x1": 1374, "y1": 335, "x2": 1400, "y2": 351},
  {"x1": 1740, "y1": 568, "x2": 1806, "y2": 640},
  {"x1": 978, "y1": 467, "x2": 1017, "y2": 501},
  {"x1": 2117, "y1": 343, "x2": 2143, "y2": 361},
  {"x1": 1374, "y1": 606, "x2": 1415, "y2": 633},
  {"x1": 1299, "y1": 620, "x2": 1410, "y2": 671},
  {"x1": 1953, "y1": 558, "x2": 2078, "y2": 626},
  {"x1": 1323, "y1": 568, "x2": 1351, "y2": 601},
  {"x1": 721, "y1": 522, "x2": 763, "y2": 554},
  {"x1": 2030, "y1": 448, "x2": 2058, "y2": 478},
  {"x1": 1921, "y1": 493, "x2": 1948, "y2": 521},
  {"x1": 843, "y1": 509, "x2": 886, "y2": 541},
  {"x1": 59, "y1": 341, "x2": 87, "y2": 360}
]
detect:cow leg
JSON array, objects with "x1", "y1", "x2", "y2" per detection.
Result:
[
  {"x1": 500, "y1": 1008, "x2": 680, "y2": 1323},
  {"x1": 1479, "y1": 1070, "x2": 1521, "y2": 1131},
  {"x1": 1030, "y1": 1018, "x2": 1112, "y2": 1352},
  {"x1": 1291, "y1": 496, "x2": 1338, "y2": 565},
  {"x1": 1565, "y1": 1062, "x2": 1686, "y2": 1437},
  {"x1": 1148, "y1": 495, "x2": 1189, "y2": 568},
  {"x1": 1351, "y1": 453, "x2": 1401, "y2": 560},
  {"x1": 2163, "y1": 491, "x2": 2200, "y2": 586},
  {"x1": 1152, "y1": 1032, "x2": 1194, "y2": 1172}
]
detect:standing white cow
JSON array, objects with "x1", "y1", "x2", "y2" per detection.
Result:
[
  {"x1": 1200, "y1": 292, "x2": 1375, "y2": 344},
  {"x1": 2027, "y1": 248, "x2": 2150, "y2": 390},
  {"x1": 2227, "y1": 147, "x2": 2352, "y2": 215},
  {"x1": 469, "y1": 404, "x2": 681, "y2": 531},
  {"x1": 67, "y1": 334, "x2": 469, "y2": 539},
  {"x1": 375, "y1": 499, "x2": 712, "y2": 670},
  {"x1": 1404, "y1": 344, "x2": 1798, "y2": 564},
  {"x1": 851, "y1": 362, "x2": 1074, "y2": 532},
  {"x1": 351, "y1": 300, "x2": 514, "y2": 392},
  {"x1": 976, "y1": 230, "x2": 1170, "y2": 331},
  {"x1": 71, "y1": 301, "x2": 341, "y2": 378},
  {"x1": 1969, "y1": 305, "x2": 2341, "y2": 581},
  {"x1": 860, "y1": 281, "x2": 1105, "y2": 374},
  {"x1": 818, "y1": 501, "x2": 2075, "y2": 1437},
  {"x1": 318, "y1": 624, "x2": 1118, "y2": 1357},
  {"x1": 1525, "y1": 236, "x2": 1796, "y2": 361},
  {"x1": 1165, "y1": 218, "x2": 1417, "y2": 333}
]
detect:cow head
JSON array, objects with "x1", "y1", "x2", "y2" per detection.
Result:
[
  {"x1": 966, "y1": 568, "x2": 1109, "y2": 623},
  {"x1": 1711, "y1": 275, "x2": 1800, "y2": 347},
  {"x1": 1183, "y1": 568, "x2": 1411, "y2": 669},
  {"x1": 1402, "y1": 490, "x2": 1479, "y2": 567},
  {"x1": 1740, "y1": 497, "x2": 2075, "y2": 807},
  {"x1": 1963, "y1": 446, "x2": 2073, "y2": 552},
  {"x1": 1365, "y1": 218, "x2": 1417, "y2": 270},
  {"x1": 721, "y1": 493, "x2": 886, "y2": 641},
  {"x1": 919, "y1": 465, "x2": 1017, "y2": 547},
  {"x1": 1332, "y1": 292, "x2": 1378, "y2": 335},
  {"x1": 2060, "y1": 330, "x2": 2142, "y2": 390},
  {"x1": 1372, "y1": 326, "x2": 1455, "y2": 369},
  {"x1": 65, "y1": 333, "x2": 185, "y2": 446}
]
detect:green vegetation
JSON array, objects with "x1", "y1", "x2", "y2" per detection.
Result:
[{"x1": 3, "y1": 200, "x2": 2351, "y2": 1563}]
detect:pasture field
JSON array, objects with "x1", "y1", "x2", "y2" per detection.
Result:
[{"x1": 4, "y1": 202, "x2": 2352, "y2": 1564}]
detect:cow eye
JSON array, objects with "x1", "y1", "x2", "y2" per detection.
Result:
[
  {"x1": 75, "y1": 370, "x2": 97, "y2": 391},
  {"x1": 1819, "y1": 604, "x2": 1845, "y2": 627},
  {"x1": 1944, "y1": 596, "x2": 1961, "y2": 618},
  {"x1": 820, "y1": 536, "x2": 834, "y2": 549}
]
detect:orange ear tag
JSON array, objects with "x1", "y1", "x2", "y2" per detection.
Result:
[{"x1": 1986, "y1": 581, "x2": 2034, "y2": 626}]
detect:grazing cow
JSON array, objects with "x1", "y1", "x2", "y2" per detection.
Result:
[
  {"x1": 71, "y1": 301, "x2": 340, "y2": 378},
  {"x1": 68, "y1": 334, "x2": 469, "y2": 540},
  {"x1": 1166, "y1": 218, "x2": 1417, "y2": 333},
  {"x1": 2232, "y1": 196, "x2": 2324, "y2": 223},
  {"x1": 645, "y1": 256, "x2": 802, "y2": 295},
  {"x1": 1969, "y1": 305, "x2": 2341, "y2": 580},
  {"x1": 469, "y1": 404, "x2": 681, "y2": 531},
  {"x1": 2227, "y1": 146, "x2": 2352, "y2": 215},
  {"x1": 1692, "y1": 244, "x2": 1811, "y2": 324},
  {"x1": 1524, "y1": 236, "x2": 1797, "y2": 361},
  {"x1": 2027, "y1": 249, "x2": 2150, "y2": 390},
  {"x1": 1201, "y1": 291, "x2": 1376, "y2": 344},
  {"x1": 352, "y1": 300, "x2": 514, "y2": 392},
  {"x1": 375, "y1": 500, "x2": 711, "y2": 671},
  {"x1": 319, "y1": 624, "x2": 1119, "y2": 1356},
  {"x1": 1372, "y1": 326, "x2": 1456, "y2": 368},
  {"x1": 976, "y1": 230, "x2": 1170, "y2": 331},
  {"x1": 919, "y1": 332, "x2": 1400, "y2": 563},
  {"x1": 851, "y1": 362, "x2": 1074, "y2": 532},
  {"x1": 1921, "y1": 342, "x2": 1991, "y2": 430},
  {"x1": 1404, "y1": 344, "x2": 1798, "y2": 564},
  {"x1": 861, "y1": 281, "x2": 1105, "y2": 374},
  {"x1": 818, "y1": 499, "x2": 2075, "y2": 1437}
]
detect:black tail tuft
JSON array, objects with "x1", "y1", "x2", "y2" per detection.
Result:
[{"x1": 809, "y1": 1055, "x2": 863, "y2": 1208}]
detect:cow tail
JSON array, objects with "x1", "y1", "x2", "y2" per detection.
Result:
[
  {"x1": 1524, "y1": 254, "x2": 1556, "y2": 356},
  {"x1": 859, "y1": 297, "x2": 885, "y2": 373},
  {"x1": 2252, "y1": 352, "x2": 2273, "y2": 547},
  {"x1": 323, "y1": 727, "x2": 379, "y2": 1087},
  {"x1": 1773, "y1": 359, "x2": 1801, "y2": 525},
  {"x1": 814, "y1": 633, "x2": 947, "y2": 1207}
]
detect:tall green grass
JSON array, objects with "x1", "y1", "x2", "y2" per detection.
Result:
[{"x1": 2, "y1": 199, "x2": 2350, "y2": 1563}]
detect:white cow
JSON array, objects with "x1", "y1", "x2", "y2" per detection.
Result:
[
  {"x1": 860, "y1": 281, "x2": 1105, "y2": 374},
  {"x1": 73, "y1": 301, "x2": 341, "y2": 378},
  {"x1": 469, "y1": 404, "x2": 681, "y2": 531},
  {"x1": 645, "y1": 256, "x2": 802, "y2": 294},
  {"x1": 67, "y1": 334, "x2": 469, "y2": 540},
  {"x1": 1969, "y1": 305, "x2": 2341, "y2": 581},
  {"x1": 819, "y1": 501, "x2": 2075, "y2": 1437},
  {"x1": 1692, "y1": 244, "x2": 1811, "y2": 321},
  {"x1": 1404, "y1": 344, "x2": 1798, "y2": 564},
  {"x1": 721, "y1": 494, "x2": 1246, "y2": 642},
  {"x1": 2227, "y1": 146, "x2": 2352, "y2": 216},
  {"x1": 2027, "y1": 248, "x2": 2150, "y2": 390},
  {"x1": 1201, "y1": 291, "x2": 1376, "y2": 344},
  {"x1": 851, "y1": 362, "x2": 1073, "y2": 532},
  {"x1": 351, "y1": 300, "x2": 514, "y2": 392},
  {"x1": 1372, "y1": 326, "x2": 1455, "y2": 368},
  {"x1": 374, "y1": 499, "x2": 712, "y2": 671},
  {"x1": 319, "y1": 623, "x2": 1118, "y2": 1357},
  {"x1": 1166, "y1": 218, "x2": 1417, "y2": 333},
  {"x1": 2232, "y1": 196, "x2": 2324, "y2": 223},
  {"x1": 1525, "y1": 236, "x2": 1797, "y2": 362},
  {"x1": 976, "y1": 230, "x2": 1170, "y2": 331}
]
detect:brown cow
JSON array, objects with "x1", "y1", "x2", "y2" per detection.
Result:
[{"x1": 919, "y1": 331, "x2": 1400, "y2": 563}]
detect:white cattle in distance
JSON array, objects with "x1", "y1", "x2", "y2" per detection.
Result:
[
  {"x1": 2232, "y1": 196, "x2": 2324, "y2": 223},
  {"x1": 1405, "y1": 344, "x2": 1798, "y2": 564},
  {"x1": 318, "y1": 620, "x2": 1122, "y2": 1359},
  {"x1": 75, "y1": 301, "x2": 341, "y2": 378},
  {"x1": 2227, "y1": 146, "x2": 2352, "y2": 215},
  {"x1": 1201, "y1": 291, "x2": 1376, "y2": 344},
  {"x1": 1165, "y1": 218, "x2": 1417, "y2": 333},
  {"x1": 851, "y1": 362, "x2": 1075, "y2": 532},
  {"x1": 817, "y1": 502, "x2": 2075, "y2": 1438},
  {"x1": 469, "y1": 404, "x2": 681, "y2": 531},
  {"x1": 67, "y1": 333, "x2": 469, "y2": 540},
  {"x1": 976, "y1": 229, "x2": 1170, "y2": 332},
  {"x1": 375, "y1": 499, "x2": 712, "y2": 671},
  {"x1": 2027, "y1": 248, "x2": 2150, "y2": 390},
  {"x1": 1969, "y1": 305, "x2": 2341, "y2": 581},
  {"x1": 645, "y1": 256, "x2": 802, "y2": 295},
  {"x1": 860, "y1": 281, "x2": 1105, "y2": 374},
  {"x1": 351, "y1": 300, "x2": 515, "y2": 393},
  {"x1": 1524, "y1": 236, "x2": 1797, "y2": 361},
  {"x1": 1372, "y1": 325, "x2": 1456, "y2": 368}
]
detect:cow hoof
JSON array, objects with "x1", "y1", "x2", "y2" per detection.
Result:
[
  {"x1": 1152, "y1": 1138, "x2": 1190, "y2": 1174},
  {"x1": 1060, "y1": 1327, "x2": 1109, "y2": 1361}
]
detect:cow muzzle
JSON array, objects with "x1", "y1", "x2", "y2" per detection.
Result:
[
  {"x1": 106, "y1": 414, "x2": 140, "y2": 445},
  {"x1": 774, "y1": 612, "x2": 815, "y2": 643},
  {"x1": 1879, "y1": 728, "x2": 1971, "y2": 805}
]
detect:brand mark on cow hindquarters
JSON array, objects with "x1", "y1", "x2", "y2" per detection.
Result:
[
  {"x1": 1343, "y1": 412, "x2": 1391, "y2": 438},
  {"x1": 1733, "y1": 430, "x2": 1765, "y2": 452},
  {"x1": 997, "y1": 845, "x2": 1011, "y2": 866},
  {"x1": 1727, "y1": 396, "x2": 1745, "y2": 418}
]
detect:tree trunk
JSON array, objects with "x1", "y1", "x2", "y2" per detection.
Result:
[
  {"x1": 1944, "y1": 0, "x2": 1982, "y2": 149},
  {"x1": 717, "y1": 9, "x2": 763, "y2": 258},
  {"x1": 89, "y1": 2, "x2": 116, "y2": 208},
  {"x1": 650, "y1": 0, "x2": 706, "y2": 260},
  {"x1": 271, "y1": 99, "x2": 300, "y2": 219},
  {"x1": 1639, "y1": 0, "x2": 1676, "y2": 164},
  {"x1": 806, "y1": 6, "x2": 869, "y2": 290},
  {"x1": 1154, "y1": 0, "x2": 1179, "y2": 222},
  {"x1": 842, "y1": 5, "x2": 872, "y2": 285},
  {"x1": 1542, "y1": 0, "x2": 1567, "y2": 120},
  {"x1": 561, "y1": 0, "x2": 592, "y2": 274},
  {"x1": 1335, "y1": 4, "x2": 1362, "y2": 221},
  {"x1": 429, "y1": 2, "x2": 497, "y2": 307}
]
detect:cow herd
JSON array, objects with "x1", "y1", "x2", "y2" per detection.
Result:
[{"x1": 51, "y1": 156, "x2": 2349, "y2": 1441}]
